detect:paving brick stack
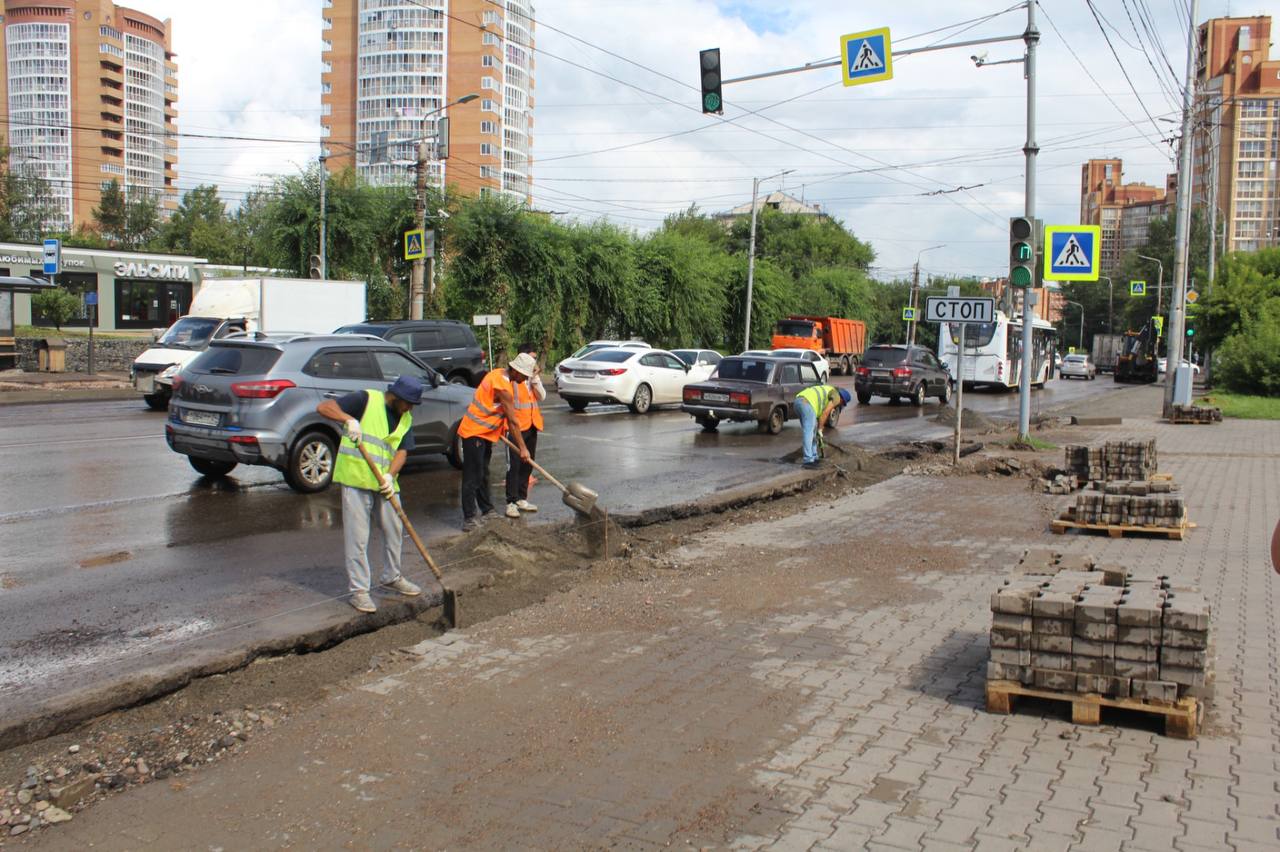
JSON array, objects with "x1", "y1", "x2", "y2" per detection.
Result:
[
  {"x1": 988, "y1": 559, "x2": 1213, "y2": 705},
  {"x1": 1171, "y1": 403, "x2": 1223, "y2": 423},
  {"x1": 1074, "y1": 479, "x2": 1184, "y2": 527},
  {"x1": 1064, "y1": 439, "x2": 1159, "y2": 484}
]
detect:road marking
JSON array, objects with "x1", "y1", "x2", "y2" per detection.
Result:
[{"x1": 0, "y1": 433, "x2": 163, "y2": 450}]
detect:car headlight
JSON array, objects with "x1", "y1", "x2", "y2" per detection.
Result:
[{"x1": 158, "y1": 364, "x2": 180, "y2": 381}]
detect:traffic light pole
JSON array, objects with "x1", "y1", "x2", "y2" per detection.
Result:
[
  {"x1": 411, "y1": 139, "x2": 428, "y2": 321},
  {"x1": 1017, "y1": 0, "x2": 1039, "y2": 441},
  {"x1": 318, "y1": 154, "x2": 327, "y2": 280},
  {"x1": 1164, "y1": 0, "x2": 1199, "y2": 416}
]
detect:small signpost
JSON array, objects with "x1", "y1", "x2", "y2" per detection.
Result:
[
  {"x1": 839, "y1": 27, "x2": 893, "y2": 87},
  {"x1": 85, "y1": 291, "x2": 97, "y2": 374},
  {"x1": 901, "y1": 306, "x2": 918, "y2": 322},
  {"x1": 926, "y1": 295, "x2": 995, "y2": 465},
  {"x1": 42, "y1": 238, "x2": 60, "y2": 276},
  {"x1": 404, "y1": 228, "x2": 426, "y2": 261},
  {"x1": 1130, "y1": 280, "x2": 1147, "y2": 297},
  {"x1": 1043, "y1": 225, "x2": 1101, "y2": 282},
  {"x1": 473, "y1": 313, "x2": 502, "y2": 368}
]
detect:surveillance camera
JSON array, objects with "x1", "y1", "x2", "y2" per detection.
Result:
[{"x1": 436, "y1": 209, "x2": 451, "y2": 220}]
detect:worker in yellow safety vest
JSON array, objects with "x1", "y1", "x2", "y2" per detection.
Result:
[
  {"x1": 795, "y1": 384, "x2": 851, "y2": 469},
  {"x1": 505, "y1": 342, "x2": 545, "y2": 518},
  {"x1": 317, "y1": 375, "x2": 425, "y2": 613},
  {"x1": 457, "y1": 353, "x2": 533, "y2": 531}
]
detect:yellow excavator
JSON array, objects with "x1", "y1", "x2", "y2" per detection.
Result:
[{"x1": 1114, "y1": 320, "x2": 1160, "y2": 384}]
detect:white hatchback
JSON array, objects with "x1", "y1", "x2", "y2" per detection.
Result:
[{"x1": 555, "y1": 347, "x2": 695, "y2": 413}]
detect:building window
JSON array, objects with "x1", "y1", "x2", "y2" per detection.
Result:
[
  {"x1": 1237, "y1": 179, "x2": 1265, "y2": 198},
  {"x1": 1239, "y1": 139, "x2": 1266, "y2": 158},
  {"x1": 483, "y1": 32, "x2": 499, "y2": 46},
  {"x1": 1241, "y1": 98, "x2": 1267, "y2": 118},
  {"x1": 480, "y1": 143, "x2": 495, "y2": 156},
  {"x1": 480, "y1": 120, "x2": 496, "y2": 134},
  {"x1": 116, "y1": 279, "x2": 191, "y2": 329},
  {"x1": 481, "y1": 76, "x2": 498, "y2": 90},
  {"x1": 322, "y1": 82, "x2": 331, "y2": 95},
  {"x1": 481, "y1": 98, "x2": 497, "y2": 113},
  {"x1": 482, "y1": 54, "x2": 496, "y2": 67},
  {"x1": 480, "y1": 165, "x2": 497, "y2": 178},
  {"x1": 1238, "y1": 160, "x2": 1266, "y2": 179},
  {"x1": 1236, "y1": 199, "x2": 1263, "y2": 218},
  {"x1": 483, "y1": 10, "x2": 500, "y2": 24}
]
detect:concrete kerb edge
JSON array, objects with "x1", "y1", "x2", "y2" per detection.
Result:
[
  {"x1": 0, "y1": 466, "x2": 839, "y2": 751},
  {"x1": 0, "y1": 388, "x2": 139, "y2": 405}
]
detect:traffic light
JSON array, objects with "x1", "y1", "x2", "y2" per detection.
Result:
[
  {"x1": 699, "y1": 48, "x2": 723, "y2": 115},
  {"x1": 1009, "y1": 216, "x2": 1035, "y2": 288},
  {"x1": 309, "y1": 254, "x2": 322, "y2": 279},
  {"x1": 435, "y1": 116, "x2": 450, "y2": 160}
]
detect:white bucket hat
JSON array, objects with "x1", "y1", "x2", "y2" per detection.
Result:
[{"x1": 508, "y1": 352, "x2": 537, "y2": 377}]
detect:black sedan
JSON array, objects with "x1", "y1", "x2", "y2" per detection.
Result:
[{"x1": 681, "y1": 355, "x2": 822, "y2": 434}]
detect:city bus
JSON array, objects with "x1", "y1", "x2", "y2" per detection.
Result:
[{"x1": 939, "y1": 309, "x2": 1057, "y2": 389}]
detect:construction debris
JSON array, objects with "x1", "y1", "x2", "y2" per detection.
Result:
[{"x1": 1169, "y1": 403, "x2": 1223, "y2": 424}]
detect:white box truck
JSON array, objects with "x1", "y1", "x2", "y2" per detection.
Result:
[
  {"x1": 1090, "y1": 333, "x2": 1124, "y2": 374},
  {"x1": 131, "y1": 278, "x2": 366, "y2": 410}
]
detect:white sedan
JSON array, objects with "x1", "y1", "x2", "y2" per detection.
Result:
[
  {"x1": 554, "y1": 339, "x2": 650, "y2": 375},
  {"x1": 1158, "y1": 358, "x2": 1201, "y2": 376},
  {"x1": 671, "y1": 348, "x2": 723, "y2": 383},
  {"x1": 769, "y1": 348, "x2": 830, "y2": 382},
  {"x1": 555, "y1": 347, "x2": 696, "y2": 414}
]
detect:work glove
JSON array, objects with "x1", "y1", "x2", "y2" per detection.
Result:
[
  {"x1": 378, "y1": 473, "x2": 395, "y2": 500},
  {"x1": 344, "y1": 419, "x2": 362, "y2": 443}
]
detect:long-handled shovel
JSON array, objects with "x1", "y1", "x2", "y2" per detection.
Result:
[
  {"x1": 356, "y1": 442, "x2": 458, "y2": 628},
  {"x1": 498, "y1": 434, "x2": 599, "y2": 517}
]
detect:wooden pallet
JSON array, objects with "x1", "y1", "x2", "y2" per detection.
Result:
[
  {"x1": 986, "y1": 679, "x2": 1200, "y2": 739},
  {"x1": 1167, "y1": 417, "x2": 1219, "y2": 425},
  {"x1": 1051, "y1": 506, "x2": 1192, "y2": 540},
  {"x1": 1150, "y1": 473, "x2": 1173, "y2": 482}
]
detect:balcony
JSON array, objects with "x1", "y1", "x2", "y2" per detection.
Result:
[{"x1": 100, "y1": 64, "x2": 123, "y2": 84}]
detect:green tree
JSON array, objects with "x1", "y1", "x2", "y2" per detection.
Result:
[
  {"x1": 156, "y1": 185, "x2": 238, "y2": 262},
  {"x1": 1197, "y1": 247, "x2": 1280, "y2": 351},
  {"x1": 91, "y1": 179, "x2": 160, "y2": 250},
  {"x1": 1215, "y1": 299, "x2": 1280, "y2": 395},
  {"x1": 31, "y1": 288, "x2": 81, "y2": 329}
]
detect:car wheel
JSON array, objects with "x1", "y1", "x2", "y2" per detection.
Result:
[
  {"x1": 447, "y1": 372, "x2": 470, "y2": 386},
  {"x1": 565, "y1": 397, "x2": 588, "y2": 413},
  {"x1": 445, "y1": 426, "x2": 464, "y2": 470},
  {"x1": 856, "y1": 391, "x2": 872, "y2": 405},
  {"x1": 630, "y1": 383, "x2": 652, "y2": 415},
  {"x1": 939, "y1": 381, "x2": 952, "y2": 404},
  {"x1": 697, "y1": 416, "x2": 719, "y2": 433},
  {"x1": 841, "y1": 356, "x2": 852, "y2": 376},
  {"x1": 188, "y1": 456, "x2": 236, "y2": 479},
  {"x1": 765, "y1": 406, "x2": 785, "y2": 435},
  {"x1": 285, "y1": 430, "x2": 337, "y2": 493},
  {"x1": 143, "y1": 391, "x2": 169, "y2": 411},
  {"x1": 912, "y1": 383, "x2": 926, "y2": 407}
]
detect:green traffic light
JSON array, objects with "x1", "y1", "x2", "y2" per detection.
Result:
[
  {"x1": 1009, "y1": 267, "x2": 1033, "y2": 288},
  {"x1": 703, "y1": 92, "x2": 721, "y2": 112},
  {"x1": 1013, "y1": 242, "x2": 1033, "y2": 262},
  {"x1": 1187, "y1": 328, "x2": 1195, "y2": 337}
]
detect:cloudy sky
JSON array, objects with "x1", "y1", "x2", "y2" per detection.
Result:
[{"x1": 138, "y1": 0, "x2": 1274, "y2": 278}]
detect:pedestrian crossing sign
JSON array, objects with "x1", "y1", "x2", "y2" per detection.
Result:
[
  {"x1": 1043, "y1": 225, "x2": 1100, "y2": 281},
  {"x1": 404, "y1": 228, "x2": 426, "y2": 261},
  {"x1": 840, "y1": 27, "x2": 893, "y2": 87},
  {"x1": 1130, "y1": 280, "x2": 1147, "y2": 297},
  {"x1": 902, "y1": 306, "x2": 917, "y2": 322}
]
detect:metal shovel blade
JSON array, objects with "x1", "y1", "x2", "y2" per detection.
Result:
[{"x1": 561, "y1": 482, "x2": 599, "y2": 515}]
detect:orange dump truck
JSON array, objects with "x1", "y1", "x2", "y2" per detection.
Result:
[{"x1": 770, "y1": 315, "x2": 868, "y2": 375}]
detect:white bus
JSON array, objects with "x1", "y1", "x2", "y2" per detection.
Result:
[{"x1": 939, "y1": 310, "x2": 1057, "y2": 389}]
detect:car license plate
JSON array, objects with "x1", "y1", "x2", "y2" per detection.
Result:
[
  {"x1": 702, "y1": 392, "x2": 730, "y2": 402},
  {"x1": 573, "y1": 371, "x2": 594, "y2": 379},
  {"x1": 135, "y1": 375, "x2": 154, "y2": 393},
  {"x1": 873, "y1": 369, "x2": 890, "y2": 377},
  {"x1": 182, "y1": 409, "x2": 220, "y2": 427}
]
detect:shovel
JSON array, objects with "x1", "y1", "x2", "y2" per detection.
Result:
[
  {"x1": 499, "y1": 434, "x2": 599, "y2": 517},
  {"x1": 356, "y1": 442, "x2": 459, "y2": 629}
]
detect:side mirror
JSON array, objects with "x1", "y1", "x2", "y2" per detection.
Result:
[
  {"x1": 683, "y1": 363, "x2": 690, "y2": 373},
  {"x1": 428, "y1": 371, "x2": 440, "y2": 389}
]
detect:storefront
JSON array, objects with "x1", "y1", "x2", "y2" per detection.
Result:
[{"x1": 5, "y1": 243, "x2": 206, "y2": 333}]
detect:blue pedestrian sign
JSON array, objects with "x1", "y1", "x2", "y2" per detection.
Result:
[
  {"x1": 42, "y1": 238, "x2": 60, "y2": 276},
  {"x1": 404, "y1": 228, "x2": 425, "y2": 261},
  {"x1": 840, "y1": 27, "x2": 893, "y2": 87},
  {"x1": 1130, "y1": 280, "x2": 1147, "y2": 297},
  {"x1": 1043, "y1": 225, "x2": 1101, "y2": 282}
]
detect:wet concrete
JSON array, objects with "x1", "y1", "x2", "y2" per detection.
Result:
[{"x1": 0, "y1": 375, "x2": 1131, "y2": 743}]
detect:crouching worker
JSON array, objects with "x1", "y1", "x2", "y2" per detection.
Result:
[{"x1": 795, "y1": 384, "x2": 851, "y2": 469}]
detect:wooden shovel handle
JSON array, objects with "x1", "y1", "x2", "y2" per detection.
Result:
[
  {"x1": 498, "y1": 433, "x2": 569, "y2": 494},
  {"x1": 356, "y1": 441, "x2": 444, "y2": 582}
]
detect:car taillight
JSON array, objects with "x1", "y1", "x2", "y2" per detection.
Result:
[
  {"x1": 856, "y1": 366, "x2": 870, "y2": 377},
  {"x1": 231, "y1": 379, "x2": 295, "y2": 399},
  {"x1": 598, "y1": 368, "x2": 627, "y2": 376},
  {"x1": 683, "y1": 387, "x2": 701, "y2": 401},
  {"x1": 558, "y1": 364, "x2": 573, "y2": 373},
  {"x1": 730, "y1": 391, "x2": 751, "y2": 405},
  {"x1": 228, "y1": 435, "x2": 259, "y2": 446},
  {"x1": 892, "y1": 366, "x2": 913, "y2": 378}
]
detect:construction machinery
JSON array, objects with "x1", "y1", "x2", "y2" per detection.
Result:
[{"x1": 1114, "y1": 322, "x2": 1160, "y2": 384}]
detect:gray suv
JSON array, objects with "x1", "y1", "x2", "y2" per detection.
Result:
[{"x1": 166, "y1": 334, "x2": 474, "y2": 493}]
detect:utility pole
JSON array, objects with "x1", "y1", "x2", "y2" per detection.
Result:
[
  {"x1": 743, "y1": 168, "x2": 792, "y2": 350},
  {"x1": 1099, "y1": 275, "x2": 1113, "y2": 334},
  {"x1": 410, "y1": 139, "x2": 429, "y2": 320},
  {"x1": 1017, "y1": 0, "x2": 1039, "y2": 441},
  {"x1": 318, "y1": 154, "x2": 328, "y2": 280},
  {"x1": 908, "y1": 261, "x2": 920, "y2": 347},
  {"x1": 1165, "y1": 0, "x2": 1199, "y2": 415}
]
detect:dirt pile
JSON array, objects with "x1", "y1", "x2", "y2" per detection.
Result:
[
  {"x1": 933, "y1": 405, "x2": 1006, "y2": 433},
  {"x1": 778, "y1": 440, "x2": 895, "y2": 477}
]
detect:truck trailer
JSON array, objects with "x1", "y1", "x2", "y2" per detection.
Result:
[
  {"x1": 1091, "y1": 333, "x2": 1124, "y2": 374},
  {"x1": 770, "y1": 315, "x2": 868, "y2": 375}
]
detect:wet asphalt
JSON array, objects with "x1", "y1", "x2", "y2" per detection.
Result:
[{"x1": 0, "y1": 375, "x2": 1131, "y2": 724}]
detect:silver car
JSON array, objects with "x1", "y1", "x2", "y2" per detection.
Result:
[
  {"x1": 1059, "y1": 353, "x2": 1097, "y2": 380},
  {"x1": 166, "y1": 334, "x2": 473, "y2": 492}
]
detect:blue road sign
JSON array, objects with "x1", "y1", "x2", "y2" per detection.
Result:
[
  {"x1": 404, "y1": 228, "x2": 425, "y2": 261},
  {"x1": 42, "y1": 238, "x2": 60, "y2": 276},
  {"x1": 1043, "y1": 225, "x2": 1100, "y2": 281},
  {"x1": 1130, "y1": 280, "x2": 1147, "y2": 297},
  {"x1": 85, "y1": 291, "x2": 98, "y2": 306},
  {"x1": 840, "y1": 28, "x2": 893, "y2": 87}
]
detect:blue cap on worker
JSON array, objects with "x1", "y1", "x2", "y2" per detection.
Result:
[
  {"x1": 388, "y1": 375, "x2": 424, "y2": 405},
  {"x1": 838, "y1": 388, "x2": 852, "y2": 406}
]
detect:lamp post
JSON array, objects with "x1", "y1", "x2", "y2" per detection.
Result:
[
  {"x1": 1137, "y1": 254, "x2": 1164, "y2": 316},
  {"x1": 411, "y1": 93, "x2": 478, "y2": 320},
  {"x1": 1064, "y1": 299, "x2": 1085, "y2": 351},
  {"x1": 1099, "y1": 275, "x2": 1113, "y2": 334},
  {"x1": 743, "y1": 168, "x2": 794, "y2": 350},
  {"x1": 907, "y1": 244, "x2": 945, "y2": 347}
]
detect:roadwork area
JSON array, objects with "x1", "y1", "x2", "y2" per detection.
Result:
[{"x1": 6, "y1": 388, "x2": 1277, "y2": 850}]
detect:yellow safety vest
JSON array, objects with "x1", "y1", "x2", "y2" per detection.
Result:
[
  {"x1": 332, "y1": 389, "x2": 412, "y2": 492},
  {"x1": 796, "y1": 384, "x2": 837, "y2": 415}
]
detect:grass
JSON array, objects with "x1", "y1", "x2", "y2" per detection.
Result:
[
  {"x1": 1200, "y1": 392, "x2": 1280, "y2": 420},
  {"x1": 1008, "y1": 436, "x2": 1057, "y2": 452},
  {"x1": 15, "y1": 325, "x2": 151, "y2": 339}
]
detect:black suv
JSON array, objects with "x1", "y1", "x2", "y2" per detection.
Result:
[
  {"x1": 854, "y1": 344, "x2": 952, "y2": 406},
  {"x1": 334, "y1": 320, "x2": 485, "y2": 387}
]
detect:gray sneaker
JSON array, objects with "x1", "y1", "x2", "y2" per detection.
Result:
[
  {"x1": 384, "y1": 576, "x2": 421, "y2": 597},
  {"x1": 349, "y1": 591, "x2": 376, "y2": 613},
  {"x1": 462, "y1": 517, "x2": 481, "y2": 532}
]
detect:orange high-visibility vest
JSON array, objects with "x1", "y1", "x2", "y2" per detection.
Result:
[
  {"x1": 458, "y1": 368, "x2": 513, "y2": 441},
  {"x1": 513, "y1": 380, "x2": 544, "y2": 432}
]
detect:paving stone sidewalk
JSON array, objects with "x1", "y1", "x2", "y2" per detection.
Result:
[{"x1": 24, "y1": 409, "x2": 1279, "y2": 851}]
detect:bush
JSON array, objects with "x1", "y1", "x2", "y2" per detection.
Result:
[
  {"x1": 1215, "y1": 300, "x2": 1280, "y2": 395},
  {"x1": 30, "y1": 288, "x2": 82, "y2": 330}
]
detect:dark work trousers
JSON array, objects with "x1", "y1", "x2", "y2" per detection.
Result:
[
  {"x1": 461, "y1": 435, "x2": 496, "y2": 520},
  {"x1": 505, "y1": 427, "x2": 539, "y2": 504}
]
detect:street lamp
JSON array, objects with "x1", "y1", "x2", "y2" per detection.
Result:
[
  {"x1": 907, "y1": 244, "x2": 945, "y2": 347},
  {"x1": 1137, "y1": 254, "x2": 1164, "y2": 315},
  {"x1": 1064, "y1": 299, "x2": 1085, "y2": 351},
  {"x1": 743, "y1": 168, "x2": 795, "y2": 350},
  {"x1": 1098, "y1": 275, "x2": 1113, "y2": 334}
]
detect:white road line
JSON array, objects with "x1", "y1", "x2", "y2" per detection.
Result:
[{"x1": 0, "y1": 433, "x2": 163, "y2": 450}]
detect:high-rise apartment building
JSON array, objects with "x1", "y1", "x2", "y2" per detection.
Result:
[
  {"x1": 321, "y1": 0, "x2": 533, "y2": 203},
  {"x1": 1194, "y1": 15, "x2": 1280, "y2": 253},
  {"x1": 0, "y1": 0, "x2": 179, "y2": 232},
  {"x1": 1079, "y1": 158, "x2": 1169, "y2": 274}
]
